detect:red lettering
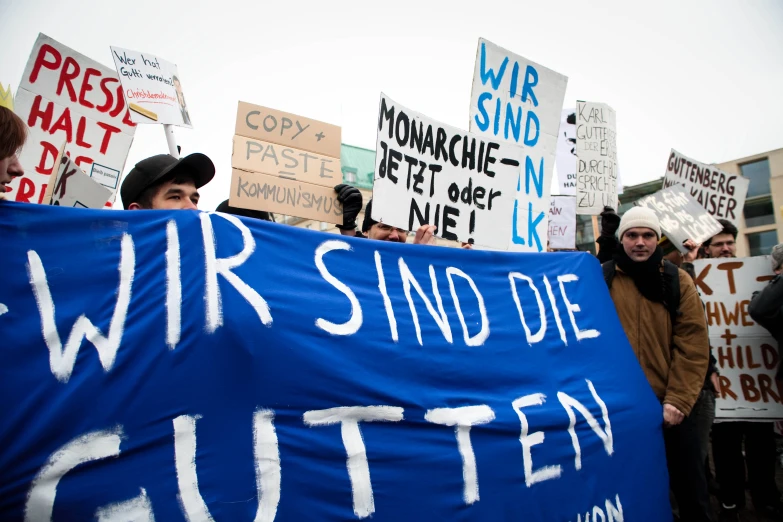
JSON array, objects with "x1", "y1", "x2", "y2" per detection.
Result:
[
  {"x1": 15, "y1": 177, "x2": 36, "y2": 203},
  {"x1": 693, "y1": 264, "x2": 713, "y2": 295},
  {"x1": 74, "y1": 156, "x2": 94, "y2": 168},
  {"x1": 717, "y1": 262, "x2": 743, "y2": 294},
  {"x1": 35, "y1": 141, "x2": 59, "y2": 175},
  {"x1": 56, "y1": 56, "x2": 80, "y2": 102},
  {"x1": 746, "y1": 345, "x2": 761, "y2": 369},
  {"x1": 762, "y1": 343, "x2": 778, "y2": 369},
  {"x1": 719, "y1": 375, "x2": 737, "y2": 400},
  {"x1": 720, "y1": 303, "x2": 741, "y2": 326},
  {"x1": 759, "y1": 374, "x2": 781, "y2": 404},
  {"x1": 109, "y1": 84, "x2": 125, "y2": 118},
  {"x1": 96, "y1": 78, "x2": 117, "y2": 113},
  {"x1": 97, "y1": 122, "x2": 121, "y2": 154},
  {"x1": 78, "y1": 67, "x2": 101, "y2": 109},
  {"x1": 717, "y1": 345, "x2": 734, "y2": 369},
  {"x1": 75, "y1": 117, "x2": 92, "y2": 149},
  {"x1": 27, "y1": 95, "x2": 54, "y2": 131},
  {"x1": 29, "y1": 44, "x2": 62, "y2": 84},
  {"x1": 740, "y1": 374, "x2": 760, "y2": 402},
  {"x1": 740, "y1": 300, "x2": 754, "y2": 326},
  {"x1": 49, "y1": 108, "x2": 73, "y2": 143},
  {"x1": 122, "y1": 109, "x2": 136, "y2": 128}
]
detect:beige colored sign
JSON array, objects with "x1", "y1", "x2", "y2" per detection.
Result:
[
  {"x1": 235, "y1": 101, "x2": 341, "y2": 158},
  {"x1": 229, "y1": 168, "x2": 343, "y2": 225},
  {"x1": 231, "y1": 135, "x2": 340, "y2": 188}
]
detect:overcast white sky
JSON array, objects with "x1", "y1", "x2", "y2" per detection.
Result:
[{"x1": 1, "y1": 0, "x2": 781, "y2": 210}]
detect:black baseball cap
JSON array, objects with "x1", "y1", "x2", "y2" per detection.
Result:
[
  {"x1": 215, "y1": 199, "x2": 273, "y2": 222},
  {"x1": 121, "y1": 153, "x2": 215, "y2": 209}
]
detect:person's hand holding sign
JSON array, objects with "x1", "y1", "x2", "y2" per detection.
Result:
[{"x1": 413, "y1": 225, "x2": 437, "y2": 245}]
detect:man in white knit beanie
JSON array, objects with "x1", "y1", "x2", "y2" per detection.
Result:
[{"x1": 604, "y1": 206, "x2": 713, "y2": 521}]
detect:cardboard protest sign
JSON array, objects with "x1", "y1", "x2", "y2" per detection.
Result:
[
  {"x1": 469, "y1": 38, "x2": 568, "y2": 251},
  {"x1": 110, "y1": 46, "x2": 193, "y2": 128},
  {"x1": 0, "y1": 83, "x2": 13, "y2": 110},
  {"x1": 575, "y1": 101, "x2": 618, "y2": 215},
  {"x1": 692, "y1": 257, "x2": 783, "y2": 420},
  {"x1": 663, "y1": 149, "x2": 749, "y2": 223},
  {"x1": 48, "y1": 152, "x2": 113, "y2": 208},
  {"x1": 0, "y1": 202, "x2": 671, "y2": 520},
  {"x1": 231, "y1": 101, "x2": 343, "y2": 224},
  {"x1": 555, "y1": 108, "x2": 576, "y2": 195},
  {"x1": 634, "y1": 185, "x2": 723, "y2": 252},
  {"x1": 548, "y1": 195, "x2": 576, "y2": 249},
  {"x1": 229, "y1": 168, "x2": 342, "y2": 222},
  {"x1": 232, "y1": 136, "x2": 339, "y2": 187},
  {"x1": 373, "y1": 94, "x2": 520, "y2": 249},
  {"x1": 10, "y1": 34, "x2": 136, "y2": 205},
  {"x1": 235, "y1": 101, "x2": 341, "y2": 158}
]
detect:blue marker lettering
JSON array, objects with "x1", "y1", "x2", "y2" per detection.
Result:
[
  {"x1": 512, "y1": 174, "x2": 525, "y2": 245},
  {"x1": 504, "y1": 103, "x2": 522, "y2": 142},
  {"x1": 479, "y1": 42, "x2": 509, "y2": 90},
  {"x1": 528, "y1": 202, "x2": 544, "y2": 251},
  {"x1": 493, "y1": 97, "x2": 501, "y2": 136},
  {"x1": 525, "y1": 156, "x2": 544, "y2": 197},
  {"x1": 474, "y1": 92, "x2": 492, "y2": 132},
  {"x1": 521, "y1": 65, "x2": 539, "y2": 107},
  {"x1": 524, "y1": 111, "x2": 539, "y2": 147}
]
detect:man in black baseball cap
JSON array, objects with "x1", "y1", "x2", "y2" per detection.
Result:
[{"x1": 121, "y1": 153, "x2": 214, "y2": 210}]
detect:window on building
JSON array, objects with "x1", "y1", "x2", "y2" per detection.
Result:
[
  {"x1": 744, "y1": 197, "x2": 775, "y2": 228},
  {"x1": 740, "y1": 158, "x2": 771, "y2": 198},
  {"x1": 343, "y1": 168, "x2": 357, "y2": 183},
  {"x1": 747, "y1": 229, "x2": 778, "y2": 257}
]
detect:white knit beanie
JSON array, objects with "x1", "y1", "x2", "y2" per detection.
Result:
[{"x1": 617, "y1": 206, "x2": 661, "y2": 239}]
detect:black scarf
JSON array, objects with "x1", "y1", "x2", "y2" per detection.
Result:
[{"x1": 613, "y1": 247, "x2": 665, "y2": 304}]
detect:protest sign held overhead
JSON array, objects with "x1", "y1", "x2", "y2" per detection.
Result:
[
  {"x1": 0, "y1": 83, "x2": 13, "y2": 110},
  {"x1": 635, "y1": 185, "x2": 722, "y2": 253},
  {"x1": 575, "y1": 101, "x2": 618, "y2": 215},
  {"x1": 373, "y1": 94, "x2": 520, "y2": 249},
  {"x1": 469, "y1": 38, "x2": 568, "y2": 251},
  {"x1": 548, "y1": 195, "x2": 576, "y2": 249},
  {"x1": 48, "y1": 151, "x2": 113, "y2": 208},
  {"x1": 231, "y1": 101, "x2": 343, "y2": 224},
  {"x1": 555, "y1": 109, "x2": 576, "y2": 195},
  {"x1": 10, "y1": 34, "x2": 135, "y2": 206},
  {"x1": 663, "y1": 149, "x2": 749, "y2": 222},
  {"x1": 692, "y1": 257, "x2": 783, "y2": 420},
  {"x1": 110, "y1": 46, "x2": 193, "y2": 128},
  {"x1": 0, "y1": 202, "x2": 670, "y2": 520}
]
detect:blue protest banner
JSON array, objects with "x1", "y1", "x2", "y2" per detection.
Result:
[{"x1": 0, "y1": 202, "x2": 669, "y2": 521}]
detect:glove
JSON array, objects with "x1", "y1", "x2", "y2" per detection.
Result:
[
  {"x1": 334, "y1": 184, "x2": 363, "y2": 231},
  {"x1": 600, "y1": 206, "x2": 620, "y2": 237}
]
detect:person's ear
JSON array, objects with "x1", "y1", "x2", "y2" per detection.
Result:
[{"x1": 127, "y1": 202, "x2": 142, "y2": 210}]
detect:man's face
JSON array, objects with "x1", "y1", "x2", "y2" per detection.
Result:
[
  {"x1": 621, "y1": 227, "x2": 658, "y2": 262},
  {"x1": 174, "y1": 80, "x2": 186, "y2": 108},
  {"x1": 707, "y1": 233, "x2": 736, "y2": 258},
  {"x1": 0, "y1": 154, "x2": 24, "y2": 194},
  {"x1": 368, "y1": 223, "x2": 408, "y2": 243},
  {"x1": 133, "y1": 179, "x2": 200, "y2": 210}
]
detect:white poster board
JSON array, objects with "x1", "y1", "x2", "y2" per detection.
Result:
[
  {"x1": 548, "y1": 195, "x2": 576, "y2": 249},
  {"x1": 692, "y1": 257, "x2": 783, "y2": 420},
  {"x1": 110, "y1": 47, "x2": 192, "y2": 128},
  {"x1": 10, "y1": 34, "x2": 135, "y2": 205},
  {"x1": 555, "y1": 108, "x2": 576, "y2": 195},
  {"x1": 663, "y1": 149, "x2": 749, "y2": 223},
  {"x1": 373, "y1": 93, "x2": 519, "y2": 249},
  {"x1": 575, "y1": 101, "x2": 618, "y2": 215},
  {"x1": 634, "y1": 185, "x2": 723, "y2": 252},
  {"x1": 468, "y1": 38, "x2": 568, "y2": 251}
]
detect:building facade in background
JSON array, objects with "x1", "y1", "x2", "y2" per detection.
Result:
[{"x1": 576, "y1": 147, "x2": 783, "y2": 257}]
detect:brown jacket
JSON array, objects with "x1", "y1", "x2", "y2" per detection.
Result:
[{"x1": 609, "y1": 265, "x2": 709, "y2": 415}]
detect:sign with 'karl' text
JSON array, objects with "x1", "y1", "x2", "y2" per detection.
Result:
[
  {"x1": 373, "y1": 94, "x2": 519, "y2": 249},
  {"x1": 230, "y1": 101, "x2": 343, "y2": 224},
  {"x1": 0, "y1": 202, "x2": 671, "y2": 520},
  {"x1": 692, "y1": 257, "x2": 783, "y2": 420},
  {"x1": 469, "y1": 38, "x2": 568, "y2": 251},
  {"x1": 110, "y1": 46, "x2": 193, "y2": 128},
  {"x1": 11, "y1": 34, "x2": 136, "y2": 206},
  {"x1": 575, "y1": 101, "x2": 617, "y2": 215},
  {"x1": 634, "y1": 185, "x2": 722, "y2": 253},
  {"x1": 663, "y1": 149, "x2": 749, "y2": 223}
]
